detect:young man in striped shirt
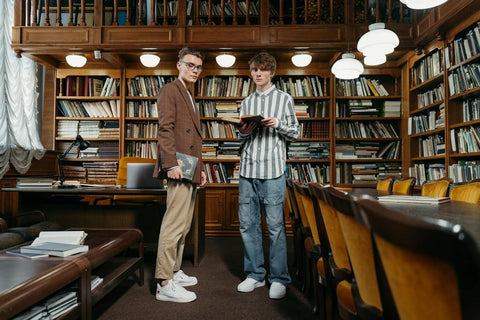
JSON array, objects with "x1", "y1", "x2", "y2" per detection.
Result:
[{"x1": 236, "y1": 52, "x2": 299, "y2": 299}]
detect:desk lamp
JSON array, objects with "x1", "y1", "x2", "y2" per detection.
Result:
[{"x1": 57, "y1": 135, "x2": 90, "y2": 188}]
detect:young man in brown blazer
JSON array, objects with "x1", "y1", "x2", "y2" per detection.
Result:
[{"x1": 153, "y1": 47, "x2": 207, "y2": 303}]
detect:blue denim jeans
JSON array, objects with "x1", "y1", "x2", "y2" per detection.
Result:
[{"x1": 238, "y1": 175, "x2": 291, "y2": 286}]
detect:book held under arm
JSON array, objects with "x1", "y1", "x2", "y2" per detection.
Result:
[{"x1": 176, "y1": 152, "x2": 198, "y2": 181}]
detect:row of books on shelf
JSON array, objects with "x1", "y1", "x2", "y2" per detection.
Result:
[
  {"x1": 336, "y1": 162, "x2": 402, "y2": 184},
  {"x1": 336, "y1": 77, "x2": 389, "y2": 97},
  {"x1": 202, "y1": 141, "x2": 242, "y2": 159},
  {"x1": 409, "y1": 163, "x2": 446, "y2": 186},
  {"x1": 416, "y1": 83, "x2": 444, "y2": 108},
  {"x1": 197, "y1": 76, "x2": 255, "y2": 97},
  {"x1": 201, "y1": 121, "x2": 238, "y2": 139},
  {"x1": 448, "y1": 21, "x2": 480, "y2": 66},
  {"x1": 288, "y1": 142, "x2": 329, "y2": 160},
  {"x1": 407, "y1": 108, "x2": 445, "y2": 135},
  {"x1": 335, "y1": 121, "x2": 399, "y2": 139},
  {"x1": 462, "y1": 97, "x2": 480, "y2": 122},
  {"x1": 448, "y1": 161, "x2": 480, "y2": 183},
  {"x1": 299, "y1": 121, "x2": 329, "y2": 139},
  {"x1": 57, "y1": 99, "x2": 120, "y2": 118},
  {"x1": 335, "y1": 141, "x2": 401, "y2": 160},
  {"x1": 447, "y1": 63, "x2": 480, "y2": 96},
  {"x1": 417, "y1": 133, "x2": 446, "y2": 157},
  {"x1": 199, "y1": 101, "x2": 240, "y2": 117},
  {"x1": 57, "y1": 120, "x2": 120, "y2": 139},
  {"x1": 62, "y1": 162, "x2": 118, "y2": 184},
  {"x1": 63, "y1": 76, "x2": 118, "y2": 97},
  {"x1": 126, "y1": 76, "x2": 176, "y2": 97},
  {"x1": 126, "y1": 100, "x2": 158, "y2": 118},
  {"x1": 286, "y1": 163, "x2": 330, "y2": 184},
  {"x1": 335, "y1": 100, "x2": 401, "y2": 118},
  {"x1": 273, "y1": 76, "x2": 325, "y2": 97},
  {"x1": 126, "y1": 122, "x2": 158, "y2": 138},
  {"x1": 203, "y1": 162, "x2": 239, "y2": 183},
  {"x1": 411, "y1": 49, "x2": 443, "y2": 86},
  {"x1": 450, "y1": 126, "x2": 480, "y2": 154},
  {"x1": 125, "y1": 141, "x2": 158, "y2": 159}
]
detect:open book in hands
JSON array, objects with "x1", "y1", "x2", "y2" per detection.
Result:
[{"x1": 221, "y1": 114, "x2": 265, "y2": 126}]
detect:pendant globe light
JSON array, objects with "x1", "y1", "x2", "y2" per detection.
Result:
[
  {"x1": 291, "y1": 53, "x2": 312, "y2": 67},
  {"x1": 216, "y1": 54, "x2": 236, "y2": 68},
  {"x1": 66, "y1": 54, "x2": 87, "y2": 68},
  {"x1": 364, "y1": 54, "x2": 387, "y2": 66},
  {"x1": 400, "y1": 0, "x2": 448, "y2": 9},
  {"x1": 357, "y1": 23, "x2": 399, "y2": 58},
  {"x1": 331, "y1": 53, "x2": 364, "y2": 80}
]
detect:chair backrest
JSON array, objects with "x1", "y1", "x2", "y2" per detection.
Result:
[
  {"x1": 449, "y1": 182, "x2": 480, "y2": 204},
  {"x1": 286, "y1": 179, "x2": 300, "y2": 221},
  {"x1": 421, "y1": 178, "x2": 452, "y2": 197},
  {"x1": 332, "y1": 192, "x2": 383, "y2": 317},
  {"x1": 391, "y1": 177, "x2": 415, "y2": 195},
  {"x1": 114, "y1": 157, "x2": 160, "y2": 203},
  {"x1": 292, "y1": 181, "x2": 311, "y2": 230},
  {"x1": 310, "y1": 184, "x2": 352, "y2": 275},
  {"x1": 356, "y1": 197, "x2": 480, "y2": 320},
  {"x1": 293, "y1": 181, "x2": 320, "y2": 246},
  {"x1": 376, "y1": 176, "x2": 394, "y2": 194}
]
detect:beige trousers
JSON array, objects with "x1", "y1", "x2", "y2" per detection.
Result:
[{"x1": 155, "y1": 179, "x2": 197, "y2": 280}]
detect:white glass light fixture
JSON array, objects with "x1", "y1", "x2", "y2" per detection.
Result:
[
  {"x1": 331, "y1": 53, "x2": 364, "y2": 80},
  {"x1": 357, "y1": 23, "x2": 399, "y2": 57},
  {"x1": 291, "y1": 53, "x2": 312, "y2": 67},
  {"x1": 364, "y1": 54, "x2": 387, "y2": 66},
  {"x1": 400, "y1": 0, "x2": 448, "y2": 9},
  {"x1": 66, "y1": 54, "x2": 87, "y2": 68},
  {"x1": 140, "y1": 54, "x2": 160, "y2": 68},
  {"x1": 216, "y1": 54, "x2": 236, "y2": 68}
]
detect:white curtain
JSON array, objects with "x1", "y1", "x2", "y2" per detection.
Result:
[{"x1": 0, "y1": 0, "x2": 46, "y2": 179}]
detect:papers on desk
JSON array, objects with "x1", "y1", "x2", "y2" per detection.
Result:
[
  {"x1": 20, "y1": 242, "x2": 89, "y2": 257},
  {"x1": 377, "y1": 195, "x2": 450, "y2": 204}
]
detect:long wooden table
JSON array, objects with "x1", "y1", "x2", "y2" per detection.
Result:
[
  {"x1": 0, "y1": 228, "x2": 143, "y2": 320},
  {"x1": 2, "y1": 186, "x2": 205, "y2": 267},
  {"x1": 348, "y1": 188, "x2": 480, "y2": 248}
]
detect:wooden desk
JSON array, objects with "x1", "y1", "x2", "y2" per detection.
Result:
[
  {"x1": 348, "y1": 189, "x2": 480, "y2": 248},
  {"x1": 0, "y1": 228, "x2": 143, "y2": 320},
  {"x1": 3, "y1": 186, "x2": 205, "y2": 266}
]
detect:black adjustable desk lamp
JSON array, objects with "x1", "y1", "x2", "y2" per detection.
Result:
[{"x1": 57, "y1": 135, "x2": 90, "y2": 188}]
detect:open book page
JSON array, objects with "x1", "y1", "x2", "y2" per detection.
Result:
[
  {"x1": 32, "y1": 231, "x2": 88, "y2": 245},
  {"x1": 221, "y1": 114, "x2": 264, "y2": 126}
]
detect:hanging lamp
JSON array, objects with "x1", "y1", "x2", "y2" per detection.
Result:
[
  {"x1": 140, "y1": 54, "x2": 160, "y2": 67},
  {"x1": 66, "y1": 54, "x2": 87, "y2": 68},
  {"x1": 357, "y1": 23, "x2": 399, "y2": 57},
  {"x1": 291, "y1": 53, "x2": 312, "y2": 67},
  {"x1": 331, "y1": 53, "x2": 364, "y2": 80},
  {"x1": 216, "y1": 54, "x2": 236, "y2": 68},
  {"x1": 400, "y1": 0, "x2": 448, "y2": 10},
  {"x1": 364, "y1": 54, "x2": 387, "y2": 66}
]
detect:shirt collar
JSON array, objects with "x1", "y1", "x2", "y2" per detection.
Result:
[{"x1": 255, "y1": 84, "x2": 275, "y2": 96}]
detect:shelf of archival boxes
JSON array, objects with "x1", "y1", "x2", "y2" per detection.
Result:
[
  {"x1": 409, "y1": 100, "x2": 444, "y2": 116},
  {"x1": 408, "y1": 73, "x2": 444, "y2": 92},
  {"x1": 409, "y1": 127, "x2": 445, "y2": 138}
]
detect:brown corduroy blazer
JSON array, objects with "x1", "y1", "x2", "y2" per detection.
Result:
[{"x1": 153, "y1": 79, "x2": 203, "y2": 184}]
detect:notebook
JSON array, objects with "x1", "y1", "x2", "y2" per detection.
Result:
[{"x1": 126, "y1": 163, "x2": 163, "y2": 189}]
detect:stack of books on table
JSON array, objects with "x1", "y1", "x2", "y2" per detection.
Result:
[
  {"x1": 377, "y1": 195, "x2": 450, "y2": 204},
  {"x1": 16, "y1": 178, "x2": 53, "y2": 188},
  {"x1": 11, "y1": 231, "x2": 89, "y2": 258}
]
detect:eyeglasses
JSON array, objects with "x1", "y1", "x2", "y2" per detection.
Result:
[{"x1": 180, "y1": 60, "x2": 203, "y2": 72}]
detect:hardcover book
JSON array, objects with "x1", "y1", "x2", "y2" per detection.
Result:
[
  {"x1": 221, "y1": 114, "x2": 264, "y2": 126},
  {"x1": 176, "y1": 152, "x2": 198, "y2": 181},
  {"x1": 20, "y1": 242, "x2": 89, "y2": 257}
]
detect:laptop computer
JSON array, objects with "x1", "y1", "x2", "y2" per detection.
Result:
[{"x1": 126, "y1": 163, "x2": 163, "y2": 189}]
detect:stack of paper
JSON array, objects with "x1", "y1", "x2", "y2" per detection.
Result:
[{"x1": 377, "y1": 195, "x2": 450, "y2": 204}]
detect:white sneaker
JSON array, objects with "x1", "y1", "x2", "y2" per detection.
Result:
[
  {"x1": 156, "y1": 281, "x2": 197, "y2": 303},
  {"x1": 237, "y1": 278, "x2": 265, "y2": 293},
  {"x1": 269, "y1": 282, "x2": 286, "y2": 299},
  {"x1": 173, "y1": 270, "x2": 198, "y2": 287}
]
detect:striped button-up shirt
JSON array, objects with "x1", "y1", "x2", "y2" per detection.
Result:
[{"x1": 239, "y1": 85, "x2": 299, "y2": 179}]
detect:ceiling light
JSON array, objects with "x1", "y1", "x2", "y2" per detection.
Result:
[
  {"x1": 364, "y1": 54, "x2": 387, "y2": 66},
  {"x1": 357, "y1": 23, "x2": 399, "y2": 57},
  {"x1": 66, "y1": 54, "x2": 87, "y2": 68},
  {"x1": 331, "y1": 53, "x2": 364, "y2": 80},
  {"x1": 216, "y1": 54, "x2": 236, "y2": 68},
  {"x1": 291, "y1": 53, "x2": 312, "y2": 67},
  {"x1": 140, "y1": 54, "x2": 160, "y2": 67},
  {"x1": 400, "y1": 0, "x2": 448, "y2": 9}
]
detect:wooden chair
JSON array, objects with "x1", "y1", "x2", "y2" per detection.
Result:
[
  {"x1": 114, "y1": 156, "x2": 163, "y2": 204},
  {"x1": 285, "y1": 179, "x2": 303, "y2": 286},
  {"x1": 391, "y1": 177, "x2": 415, "y2": 195},
  {"x1": 309, "y1": 183, "x2": 356, "y2": 320},
  {"x1": 376, "y1": 177, "x2": 394, "y2": 195},
  {"x1": 356, "y1": 197, "x2": 480, "y2": 320},
  {"x1": 421, "y1": 177, "x2": 452, "y2": 197},
  {"x1": 449, "y1": 182, "x2": 480, "y2": 204},
  {"x1": 330, "y1": 191, "x2": 384, "y2": 320}
]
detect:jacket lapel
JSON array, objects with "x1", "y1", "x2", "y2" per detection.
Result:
[{"x1": 174, "y1": 80, "x2": 202, "y2": 135}]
